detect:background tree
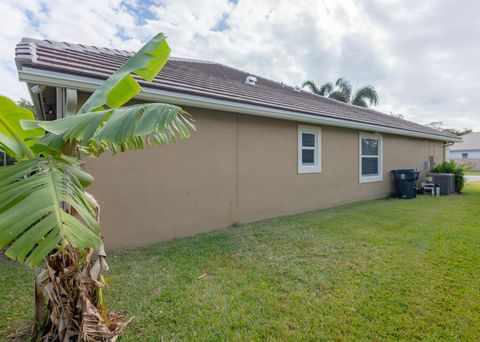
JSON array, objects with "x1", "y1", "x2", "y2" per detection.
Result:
[
  {"x1": 328, "y1": 77, "x2": 352, "y2": 103},
  {"x1": 0, "y1": 33, "x2": 194, "y2": 341},
  {"x1": 302, "y1": 77, "x2": 379, "y2": 108},
  {"x1": 301, "y1": 80, "x2": 333, "y2": 96},
  {"x1": 443, "y1": 128, "x2": 473, "y2": 136},
  {"x1": 426, "y1": 121, "x2": 472, "y2": 136},
  {"x1": 426, "y1": 121, "x2": 444, "y2": 130},
  {"x1": 390, "y1": 112, "x2": 405, "y2": 119},
  {"x1": 16, "y1": 98, "x2": 36, "y2": 113}
]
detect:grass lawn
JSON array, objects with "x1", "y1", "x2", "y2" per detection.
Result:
[
  {"x1": 465, "y1": 170, "x2": 480, "y2": 176},
  {"x1": 2, "y1": 183, "x2": 480, "y2": 341}
]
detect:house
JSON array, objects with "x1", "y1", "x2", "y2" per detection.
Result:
[
  {"x1": 14, "y1": 38, "x2": 460, "y2": 249},
  {"x1": 448, "y1": 132, "x2": 480, "y2": 170}
]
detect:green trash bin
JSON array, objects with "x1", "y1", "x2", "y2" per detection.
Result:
[{"x1": 391, "y1": 169, "x2": 419, "y2": 199}]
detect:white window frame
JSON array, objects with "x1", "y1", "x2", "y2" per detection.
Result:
[
  {"x1": 298, "y1": 125, "x2": 321, "y2": 174},
  {"x1": 359, "y1": 132, "x2": 383, "y2": 183}
]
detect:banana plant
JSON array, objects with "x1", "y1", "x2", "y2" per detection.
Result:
[{"x1": 0, "y1": 33, "x2": 194, "y2": 341}]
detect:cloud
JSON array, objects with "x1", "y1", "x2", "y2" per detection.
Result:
[{"x1": 0, "y1": 0, "x2": 478, "y2": 130}]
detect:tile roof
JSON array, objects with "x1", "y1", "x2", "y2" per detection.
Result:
[{"x1": 15, "y1": 37, "x2": 458, "y2": 140}]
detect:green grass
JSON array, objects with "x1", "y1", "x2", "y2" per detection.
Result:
[
  {"x1": 465, "y1": 170, "x2": 480, "y2": 176},
  {"x1": 2, "y1": 183, "x2": 480, "y2": 341}
]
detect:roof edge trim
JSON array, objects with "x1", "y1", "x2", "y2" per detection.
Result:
[{"x1": 18, "y1": 67, "x2": 461, "y2": 142}]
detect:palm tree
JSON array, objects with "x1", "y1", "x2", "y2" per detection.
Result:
[
  {"x1": 0, "y1": 33, "x2": 194, "y2": 341},
  {"x1": 328, "y1": 78, "x2": 353, "y2": 103},
  {"x1": 16, "y1": 98, "x2": 36, "y2": 112},
  {"x1": 302, "y1": 77, "x2": 379, "y2": 108},
  {"x1": 351, "y1": 85, "x2": 379, "y2": 108},
  {"x1": 301, "y1": 80, "x2": 333, "y2": 96}
]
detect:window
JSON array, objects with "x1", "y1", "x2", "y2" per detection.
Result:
[
  {"x1": 0, "y1": 151, "x2": 15, "y2": 167},
  {"x1": 359, "y1": 133, "x2": 383, "y2": 183},
  {"x1": 462, "y1": 152, "x2": 468, "y2": 159},
  {"x1": 298, "y1": 125, "x2": 321, "y2": 173}
]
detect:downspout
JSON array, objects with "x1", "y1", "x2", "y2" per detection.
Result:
[
  {"x1": 444, "y1": 141, "x2": 455, "y2": 161},
  {"x1": 56, "y1": 88, "x2": 78, "y2": 213},
  {"x1": 28, "y1": 83, "x2": 46, "y2": 120},
  {"x1": 56, "y1": 88, "x2": 78, "y2": 119},
  {"x1": 65, "y1": 88, "x2": 77, "y2": 117}
]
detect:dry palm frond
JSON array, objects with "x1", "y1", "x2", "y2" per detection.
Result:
[
  {"x1": 35, "y1": 246, "x2": 131, "y2": 341},
  {"x1": 34, "y1": 195, "x2": 130, "y2": 341}
]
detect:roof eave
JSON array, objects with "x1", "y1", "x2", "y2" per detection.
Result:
[
  {"x1": 17, "y1": 66, "x2": 461, "y2": 143},
  {"x1": 449, "y1": 148, "x2": 479, "y2": 152}
]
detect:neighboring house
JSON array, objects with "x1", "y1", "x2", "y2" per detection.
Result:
[
  {"x1": 448, "y1": 132, "x2": 480, "y2": 170},
  {"x1": 14, "y1": 38, "x2": 460, "y2": 249}
]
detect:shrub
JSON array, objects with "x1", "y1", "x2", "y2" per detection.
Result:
[{"x1": 430, "y1": 160, "x2": 466, "y2": 192}]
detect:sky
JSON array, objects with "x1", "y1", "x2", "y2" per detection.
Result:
[{"x1": 1, "y1": 0, "x2": 479, "y2": 130}]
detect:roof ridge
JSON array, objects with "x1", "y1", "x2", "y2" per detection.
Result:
[
  {"x1": 169, "y1": 56, "x2": 217, "y2": 64},
  {"x1": 19, "y1": 37, "x2": 133, "y2": 57},
  {"x1": 206, "y1": 61, "x2": 286, "y2": 85},
  {"x1": 19, "y1": 37, "x2": 217, "y2": 64}
]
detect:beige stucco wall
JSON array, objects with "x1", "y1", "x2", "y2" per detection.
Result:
[{"x1": 84, "y1": 105, "x2": 445, "y2": 250}]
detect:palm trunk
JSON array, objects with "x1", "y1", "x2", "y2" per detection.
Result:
[
  {"x1": 33, "y1": 244, "x2": 130, "y2": 341},
  {"x1": 33, "y1": 172, "x2": 130, "y2": 341}
]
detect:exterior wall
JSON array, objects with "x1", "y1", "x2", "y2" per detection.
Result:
[
  {"x1": 84, "y1": 104, "x2": 445, "y2": 250},
  {"x1": 449, "y1": 150, "x2": 480, "y2": 159}
]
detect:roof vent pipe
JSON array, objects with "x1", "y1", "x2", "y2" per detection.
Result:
[
  {"x1": 294, "y1": 85, "x2": 302, "y2": 92},
  {"x1": 245, "y1": 75, "x2": 257, "y2": 85}
]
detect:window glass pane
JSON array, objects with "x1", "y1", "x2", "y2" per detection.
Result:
[
  {"x1": 362, "y1": 138, "x2": 378, "y2": 156},
  {"x1": 462, "y1": 153, "x2": 468, "y2": 159},
  {"x1": 362, "y1": 157, "x2": 378, "y2": 176},
  {"x1": 302, "y1": 133, "x2": 315, "y2": 147},
  {"x1": 302, "y1": 149, "x2": 315, "y2": 165},
  {"x1": 6, "y1": 155, "x2": 15, "y2": 166},
  {"x1": 0, "y1": 151, "x2": 15, "y2": 167}
]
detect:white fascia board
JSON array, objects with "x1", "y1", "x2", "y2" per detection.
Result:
[{"x1": 18, "y1": 67, "x2": 461, "y2": 143}]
